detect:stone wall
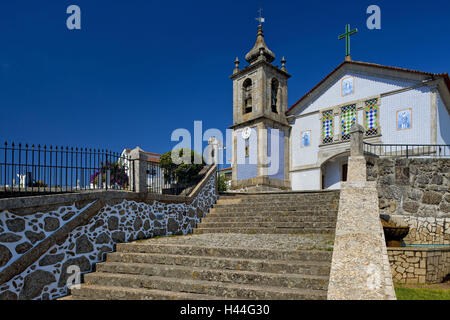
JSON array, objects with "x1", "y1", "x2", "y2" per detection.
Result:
[
  {"x1": 0, "y1": 167, "x2": 218, "y2": 300},
  {"x1": 388, "y1": 247, "x2": 450, "y2": 284},
  {"x1": 367, "y1": 158, "x2": 450, "y2": 244},
  {"x1": 395, "y1": 216, "x2": 449, "y2": 245}
]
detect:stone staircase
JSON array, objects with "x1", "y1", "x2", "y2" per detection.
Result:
[
  {"x1": 195, "y1": 191, "x2": 339, "y2": 234},
  {"x1": 66, "y1": 190, "x2": 340, "y2": 300}
]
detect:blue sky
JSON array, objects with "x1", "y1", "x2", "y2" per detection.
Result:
[{"x1": 0, "y1": 0, "x2": 449, "y2": 158}]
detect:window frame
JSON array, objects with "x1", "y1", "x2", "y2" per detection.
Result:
[{"x1": 321, "y1": 109, "x2": 334, "y2": 145}]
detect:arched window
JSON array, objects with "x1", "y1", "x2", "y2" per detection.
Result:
[
  {"x1": 243, "y1": 78, "x2": 253, "y2": 114},
  {"x1": 271, "y1": 78, "x2": 279, "y2": 113}
]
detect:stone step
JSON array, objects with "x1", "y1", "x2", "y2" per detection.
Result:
[
  {"x1": 215, "y1": 199, "x2": 339, "y2": 206},
  {"x1": 201, "y1": 216, "x2": 337, "y2": 223},
  {"x1": 105, "y1": 252, "x2": 331, "y2": 276},
  {"x1": 115, "y1": 243, "x2": 332, "y2": 262},
  {"x1": 70, "y1": 284, "x2": 229, "y2": 300},
  {"x1": 95, "y1": 262, "x2": 329, "y2": 290},
  {"x1": 219, "y1": 192, "x2": 339, "y2": 199},
  {"x1": 206, "y1": 210, "x2": 338, "y2": 218},
  {"x1": 217, "y1": 197, "x2": 339, "y2": 205},
  {"x1": 210, "y1": 207, "x2": 338, "y2": 215},
  {"x1": 83, "y1": 272, "x2": 327, "y2": 300},
  {"x1": 197, "y1": 221, "x2": 336, "y2": 229},
  {"x1": 212, "y1": 203, "x2": 339, "y2": 210},
  {"x1": 193, "y1": 227, "x2": 335, "y2": 235}
]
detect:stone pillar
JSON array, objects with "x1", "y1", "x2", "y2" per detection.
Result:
[
  {"x1": 327, "y1": 124, "x2": 396, "y2": 300},
  {"x1": 350, "y1": 123, "x2": 364, "y2": 156},
  {"x1": 129, "y1": 147, "x2": 147, "y2": 193},
  {"x1": 347, "y1": 124, "x2": 366, "y2": 182}
]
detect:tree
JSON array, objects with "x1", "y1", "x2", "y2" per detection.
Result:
[{"x1": 160, "y1": 149, "x2": 205, "y2": 185}]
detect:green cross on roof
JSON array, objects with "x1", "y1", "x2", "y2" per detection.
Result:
[{"x1": 338, "y1": 24, "x2": 358, "y2": 57}]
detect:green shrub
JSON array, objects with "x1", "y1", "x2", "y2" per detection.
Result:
[
  {"x1": 217, "y1": 173, "x2": 229, "y2": 192},
  {"x1": 160, "y1": 148, "x2": 205, "y2": 184},
  {"x1": 90, "y1": 161, "x2": 129, "y2": 189}
]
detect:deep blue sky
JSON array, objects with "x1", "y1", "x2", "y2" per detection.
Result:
[{"x1": 1, "y1": 0, "x2": 449, "y2": 157}]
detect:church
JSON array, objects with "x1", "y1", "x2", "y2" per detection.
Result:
[{"x1": 230, "y1": 24, "x2": 450, "y2": 192}]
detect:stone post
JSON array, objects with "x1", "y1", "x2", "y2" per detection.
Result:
[
  {"x1": 347, "y1": 123, "x2": 366, "y2": 182},
  {"x1": 350, "y1": 123, "x2": 364, "y2": 156},
  {"x1": 129, "y1": 147, "x2": 147, "y2": 193},
  {"x1": 327, "y1": 123, "x2": 396, "y2": 300}
]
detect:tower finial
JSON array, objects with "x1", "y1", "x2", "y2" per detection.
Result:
[
  {"x1": 281, "y1": 56, "x2": 287, "y2": 72},
  {"x1": 233, "y1": 57, "x2": 240, "y2": 74},
  {"x1": 255, "y1": 8, "x2": 265, "y2": 26}
]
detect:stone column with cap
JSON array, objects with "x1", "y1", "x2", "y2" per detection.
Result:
[
  {"x1": 129, "y1": 147, "x2": 148, "y2": 193},
  {"x1": 347, "y1": 123, "x2": 366, "y2": 182}
]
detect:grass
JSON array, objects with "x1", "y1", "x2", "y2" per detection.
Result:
[{"x1": 395, "y1": 286, "x2": 450, "y2": 300}]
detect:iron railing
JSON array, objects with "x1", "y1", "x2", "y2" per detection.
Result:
[
  {"x1": 0, "y1": 142, "x2": 213, "y2": 198},
  {"x1": 363, "y1": 142, "x2": 450, "y2": 158},
  {"x1": 0, "y1": 142, "x2": 133, "y2": 198}
]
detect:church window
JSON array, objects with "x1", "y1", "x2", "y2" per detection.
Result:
[
  {"x1": 340, "y1": 104, "x2": 357, "y2": 141},
  {"x1": 365, "y1": 99, "x2": 379, "y2": 136},
  {"x1": 243, "y1": 79, "x2": 253, "y2": 114},
  {"x1": 322, "y1": 110, "x2": 334, "y2": 144},
  {"x1": 271, "y1": 78, "x2": 279, "y2": 113}
]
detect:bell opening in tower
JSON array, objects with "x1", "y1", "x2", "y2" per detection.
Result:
[{"x1": 243, "y1": 78, "x2": 253, "y2": 114}]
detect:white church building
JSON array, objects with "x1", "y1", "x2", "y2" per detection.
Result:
[{"x1": 229, "y1": 25, "x2": 450, "y2": 192}]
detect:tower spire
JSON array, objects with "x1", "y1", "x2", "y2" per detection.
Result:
[{"x1": 245, "y1": 20, "x2": 275, "y2": 64}]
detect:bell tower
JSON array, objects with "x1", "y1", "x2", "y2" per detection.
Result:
[{"x1": 230, "y1": 24, "x2": 291, "y2": 191}]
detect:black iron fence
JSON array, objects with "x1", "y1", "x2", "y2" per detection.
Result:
[
  {"x1": 0, "y1": 142, "x2": 213, "y2": 198},
  {"x1": 0, "y1": 142, "x2": 134, "y2": 198},
  {"x1": 363, "y1": 142, "x2": 450, "y2": 158}
]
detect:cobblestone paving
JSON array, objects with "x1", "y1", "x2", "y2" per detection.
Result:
[{"x1": 139, "y1": 233, "x2": 335, "y2": 251}]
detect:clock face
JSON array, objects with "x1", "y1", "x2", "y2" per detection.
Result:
[{"x1": 242, "y1": 127, "x2": 251, "y2": 140}]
